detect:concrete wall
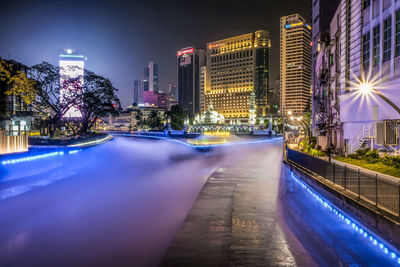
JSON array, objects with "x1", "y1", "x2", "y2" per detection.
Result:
[{"x1": 286, "y1": 161, "x2": 400, "y2": 251}]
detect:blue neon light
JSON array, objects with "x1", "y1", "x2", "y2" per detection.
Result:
[
  {"x1": 1, "y1": 149, "x2": 82, "y2": 165},
  {"x1": 1, "y1": 151, "x2": 64, "y2": 165},
  {"x1": 290, "y1": 171, "x2": 400, "y2": 264}
]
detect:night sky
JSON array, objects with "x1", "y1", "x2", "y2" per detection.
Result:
[{"x1": 0, "y1": 0, "x2": 310, "y2": 107}]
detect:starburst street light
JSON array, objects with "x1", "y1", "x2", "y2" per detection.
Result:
[
  {"x1": 359, "y1": 83, "x2": 373, "y2": 94},
  {"x1": 357, "y1": 82, "x2": 400, "y2": 115}
]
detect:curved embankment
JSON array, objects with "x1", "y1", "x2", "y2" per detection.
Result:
[{"x1": 28, "y1": 134, "x2": 112, "y2": 148}]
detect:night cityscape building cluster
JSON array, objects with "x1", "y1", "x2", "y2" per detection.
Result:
[
  {"x1": 1, "y1": 1, "x2": 399, "y2": 154},
  {"x1": 2, "y1": 1, "x2": 400, "y2": 266}
]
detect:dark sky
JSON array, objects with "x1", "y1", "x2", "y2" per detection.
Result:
[{"x1": 0, "y1": 0, "x2": 310, "y2": 107}]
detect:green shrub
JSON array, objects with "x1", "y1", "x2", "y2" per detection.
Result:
[
  {"x1": 382, "y1": 155, "x2": 400, "y2": 168},
  {"x1": 364, "y1": 150, "x2": 379, "y2": 163},
  {"x1": 309, "y1": 136, "x2": 317, "y2": 147},
  {"x1": 349, "y1": 148, "x2": 370, "y2": 159},
  {"x1": 310, "y1": 148, "x2": 325, "y2": 157}
]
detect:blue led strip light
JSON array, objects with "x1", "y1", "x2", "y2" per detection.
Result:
[
  {"x1": 1, "y1": 151, "x2": 64, "y2": 165},
  {"x1": 290, "y1": 171, "x2": 400, "y2": 264},
  {"x1": 1, "y1": 149, "x2": 82, "y2": 165}
]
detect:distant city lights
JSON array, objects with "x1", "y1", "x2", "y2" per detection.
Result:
[{"x1": 203, "y1": 131, "x2": 231, "y2": 136}]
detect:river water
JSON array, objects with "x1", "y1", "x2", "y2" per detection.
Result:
[{"x1": 0, "y1": 137, "x2": 398, "y2": 266}]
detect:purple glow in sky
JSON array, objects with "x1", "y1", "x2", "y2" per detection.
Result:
[{"x1": 0, "y1": 0, "x2": 310, "y2": 107}]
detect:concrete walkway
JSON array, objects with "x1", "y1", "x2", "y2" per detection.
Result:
[{"x1": 161, "y1": 142, "x2": 315, "y2": 266}]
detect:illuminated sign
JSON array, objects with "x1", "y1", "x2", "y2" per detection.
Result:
[
  {"x1": 208, "y1": 43, "x2": 225, "y2": 50},
  {"x1": 177, "y1": 48, "x2": 194, "y2": 56},
  {"x1": 285, "y1": 22, "x2": 311, "y2": 30},
  {"x1": 285, "y1": 22, "x2": 304, "y2": 29}
]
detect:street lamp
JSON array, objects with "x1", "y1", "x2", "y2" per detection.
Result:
[
  {"x1": 358, "y1": 82, "x2": 400, "y2": 115},
  {"x1": 359, "y1": 83, "x2": 373, "y2": 94}
]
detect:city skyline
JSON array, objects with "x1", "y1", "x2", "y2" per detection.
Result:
[
  {"x1": 2, "y1": 1, "x2": 400, "y2": 266},
  {"x1": 0, "y1": 0, "x2": 310, "y2": 107}
]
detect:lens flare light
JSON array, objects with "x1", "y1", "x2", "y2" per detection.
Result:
[{"x1": 359, "y1": 83, "x2": 373, "y2": 94}]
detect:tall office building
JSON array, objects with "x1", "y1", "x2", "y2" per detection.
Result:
[
  {"x1": 144, "y1": 61, "x2": 158, "y2": 92},
  {"x1": 205, "y1": 30, "x2": 270, "y2": 124},
  {"x1": 200, "y1": 66, "x2": 207, "y2": 113},
  {"x1": 168, "y1": 84, "x2": 178, "y2": 109},
  {"x1": 280, "y1": 14, "x2": 312, "y2": 115},
  {"x1": 133, "y1": 79, "x2": 144, "y2": 105},
  {"x1": 177, "y1": 47, "x2": 205, "y2": 117},
  {"x1": 59, "y1": 51, "x2": 85, "y2": 118}
]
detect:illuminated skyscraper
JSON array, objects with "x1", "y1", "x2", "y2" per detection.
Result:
[
  {"x1": 168, "y1": 84, "x2": 178, "y2": 109},
  {"x1": 205, "y1": 30, "x2": 270, "y2": 124},
  {"x1": 59, "y1": 50, "x2": 85, "y2": 118},
  {"x1": 280, "y1": 14, "x2": 312, "y2": 115},
  {"x1": 177, "y1": 47, "x2": 205, "y2": 117},
  {"x1": 133, "y1": 79, "x2": 144, "y2": 105},
  {"x1": 200, "y1": 66, "x2": 206, "y2": 113},
  {"x1": 144, "y1": 61, "x2": 158, "y2": 92}
]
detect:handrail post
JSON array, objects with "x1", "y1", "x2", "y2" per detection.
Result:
[
  {"x1": 333, "y1": 162, "x2": 336, "y2": 184},
  {"x1": 375, "y1": 174, "x2": 378, "y2": 207},
  {"x1": 344, "y1": 165, "x2": 347, "y2": 190},
  {"x1": 358, "y1": 169, "x2": 361, "y2": 200},
  {"x1": 398, "y1": 181, "x2": 400, "y2": 218}
]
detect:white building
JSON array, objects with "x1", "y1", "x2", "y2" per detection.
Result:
[
  {"x1": 338, "y1": 0, "x2": 400, "y2": 154},
  {"x1": 59, "y1": 51, "x2": 85, "y2": 118}
]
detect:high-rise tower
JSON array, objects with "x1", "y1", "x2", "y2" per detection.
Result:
[
  {"x1": 205, "y1": 30, "x2": 270, "y2": 124},
  {"x1": 280, "y1": 14, "x2": 312, "y2": 115},
  {"x1": 133, "y1": 79, "x2": 144, "y2": 105},
  {"x1": 177, "y1": 47, "x2": 205, "y2": 117},
  {"x1": 144, "y1": 61, "x2": 158, "y2": 92}
]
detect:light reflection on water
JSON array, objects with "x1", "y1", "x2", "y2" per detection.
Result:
[
  {"x1": 0, "y1": 137, "x2": 396, "y2": 266},
  {"x1": 0, "y1": 137, "x2": 228, "y2": 266}
]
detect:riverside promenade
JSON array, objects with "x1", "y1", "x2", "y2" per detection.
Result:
[{"x1": 161, "y1": 141, "x2": 316, "y2": 266}]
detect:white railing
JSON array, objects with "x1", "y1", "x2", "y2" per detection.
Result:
[{"x1": 348, "y1": 123, "x2": 376, "y2": 155}]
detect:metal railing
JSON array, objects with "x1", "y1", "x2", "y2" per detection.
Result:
[
  {"x1": 348, "y1": 123, "x2": 376, "y2": 154},
  {"x1": 287, "y1": 148, "x2": 400, "y2": 217}
]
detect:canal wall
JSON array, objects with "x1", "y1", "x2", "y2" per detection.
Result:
[
  {"x1": 28, "y1": 133, "x2": 111, "y2": 147},
  {"x1": 285, "y1": 161, "x2": 400, "y2": 251}
]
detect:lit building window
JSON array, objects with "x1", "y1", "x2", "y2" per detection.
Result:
[
  {"x1": 362, "y1": 32, "x2": 370, "y2": 70},
  {"x1": 395, "y1": 10, "x2": 400, "y2": 57},
  {"x1": 372, "y1": 25, "x2": 380, "y2": 67},
  {"x1": 383, "y1": 16, "x2": 392, "y2": 62}
]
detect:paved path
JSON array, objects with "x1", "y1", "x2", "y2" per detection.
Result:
[{"x1": 161, "y1": 141, "x2": 315, "y2": 266}]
